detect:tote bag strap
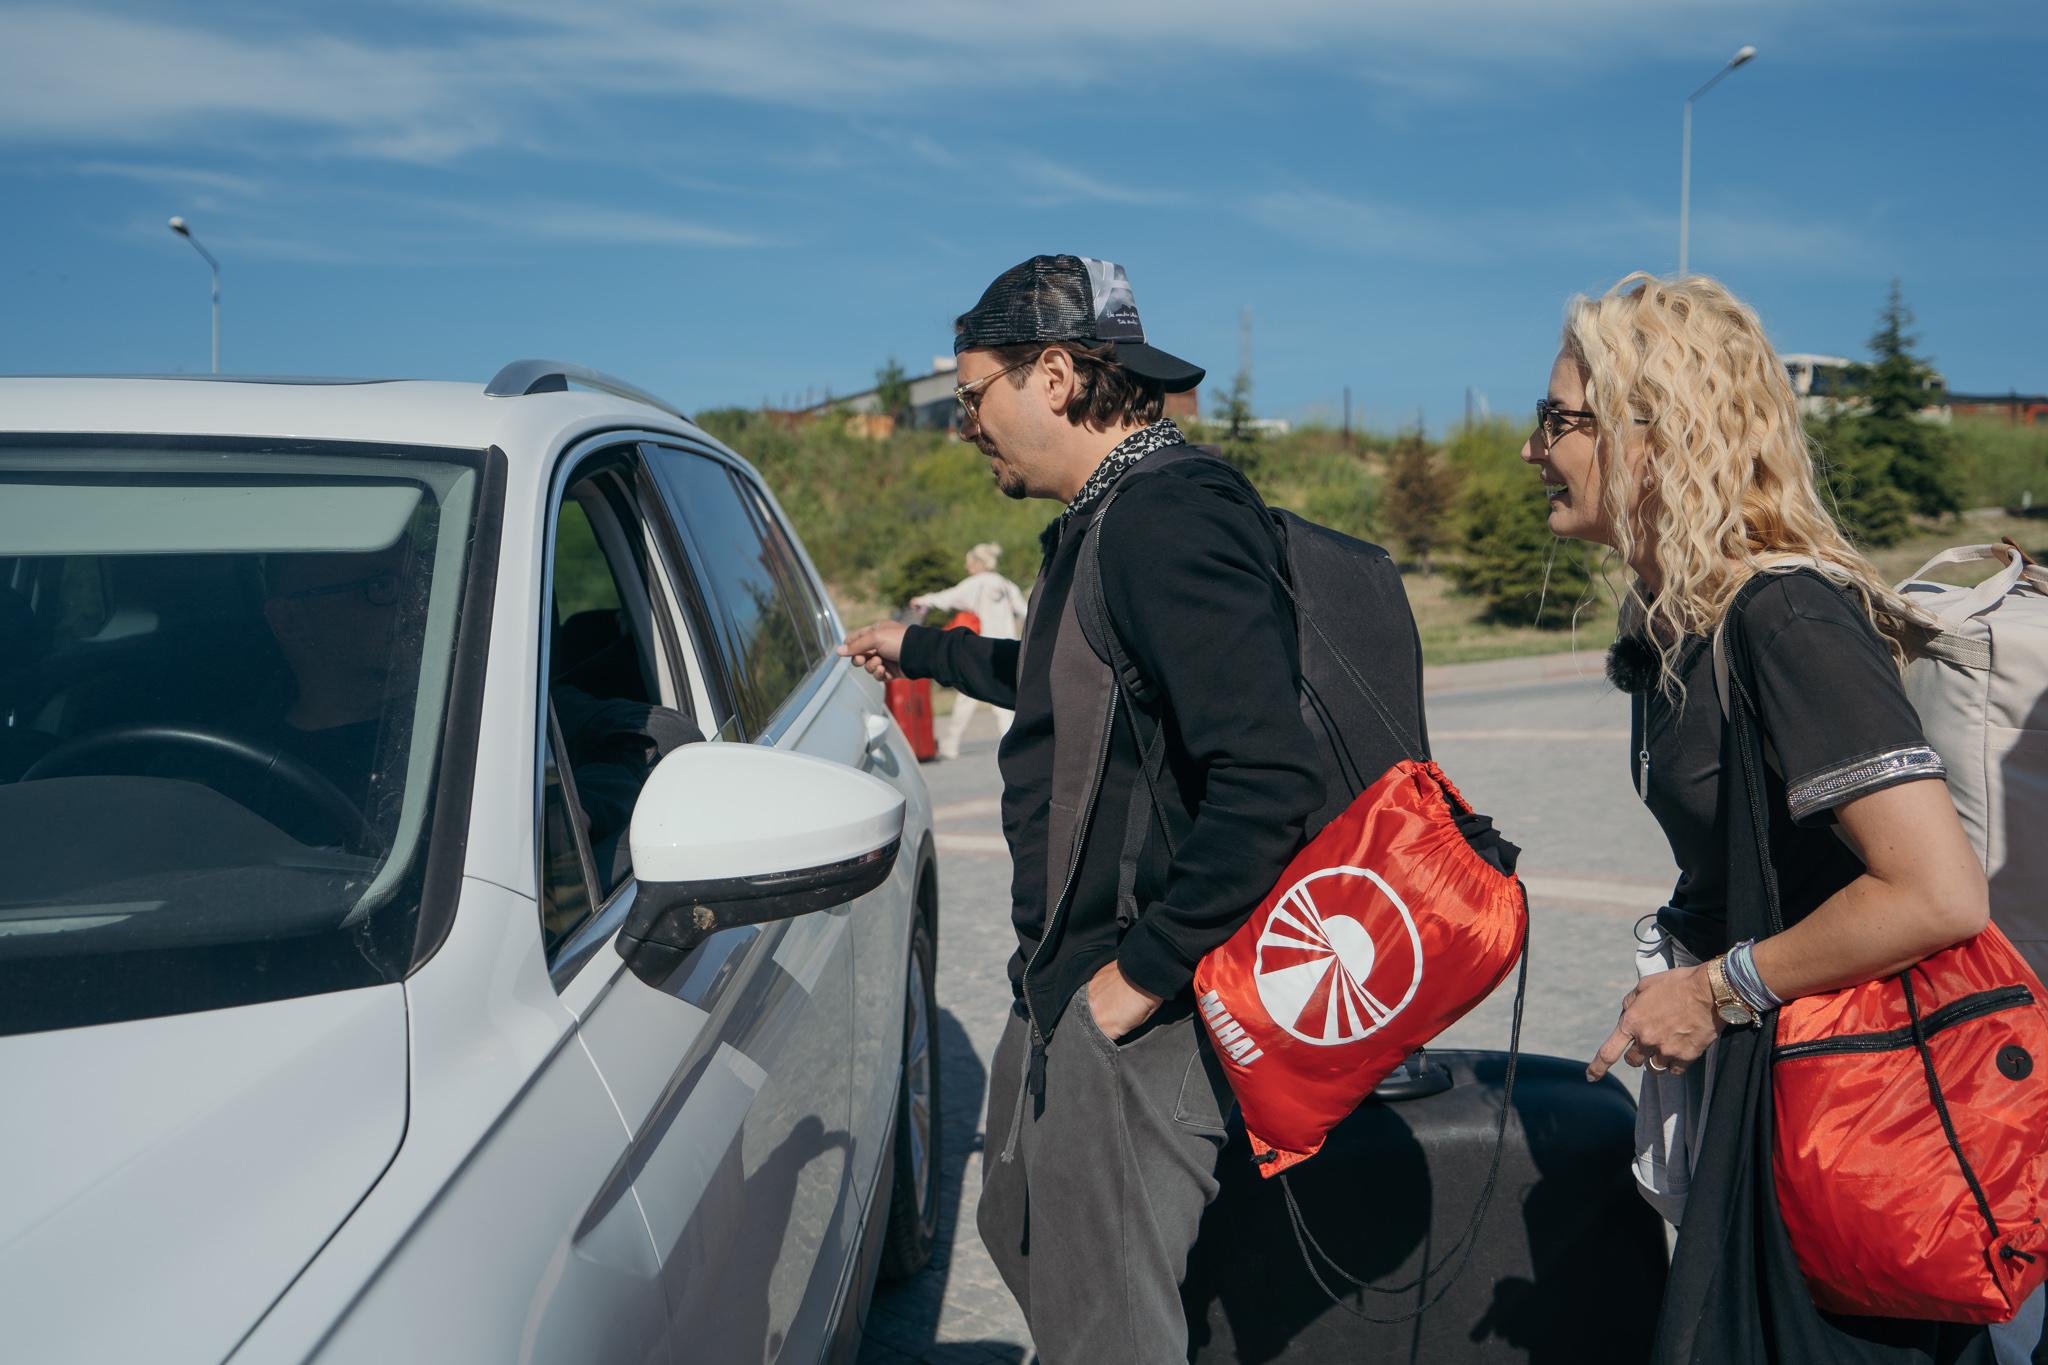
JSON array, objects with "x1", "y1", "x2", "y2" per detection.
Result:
[{"x1": 1717, "y1": 576, "x2": 1790, "y2": 940}]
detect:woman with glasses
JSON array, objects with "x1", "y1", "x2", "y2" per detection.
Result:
[{"x1": 1525, "y1": 273, "x2": 2009, "y2": 1362}]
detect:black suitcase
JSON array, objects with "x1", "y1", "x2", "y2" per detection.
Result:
[{"x1": 1183, "y1": 1049, "x2": 1668, "y2": 1363}]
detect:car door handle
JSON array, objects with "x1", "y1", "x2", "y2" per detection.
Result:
[{"x1": 863, "y1": 711, "x2": 892, "y2": 750}]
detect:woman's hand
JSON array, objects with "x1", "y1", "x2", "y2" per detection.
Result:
[{"x1": 1588, "y1": 964, "x2": 1722, "y2": 1081}]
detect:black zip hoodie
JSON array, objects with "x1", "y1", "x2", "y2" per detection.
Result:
[{"x1": 899, "y1": 453, "x2": 1322, "y2": 1037}]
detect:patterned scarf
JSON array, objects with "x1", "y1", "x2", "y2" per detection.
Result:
[{"x1": 1061, "y1": 418, "x2": 1186, "y2": 523}]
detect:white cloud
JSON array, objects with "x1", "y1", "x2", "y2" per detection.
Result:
[
  {"x1": 0, "y1": 8, "x2": 496, "y2": 157},
  {"x1": 77, "y1": 161, "x2": 266, "y2": 198},
  {"x1": 485, "y1": 203, "x2": 766, "y2": 248},
  {"x1": 1010, "y1": 156, "x2": 1174, "y2": 208},
  {"x1": 1244, "y1": 185, "x2": 1880, "y2": 271},
  {"x1": 1244, "y1": 188, "x2": 1483, "y2": 261},
  {"x1": 0, "y1": 0, "x2": 1846, "y2": 157}
]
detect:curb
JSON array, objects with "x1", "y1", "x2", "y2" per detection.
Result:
[{"x1": 1424, "y1": 648, "x2": 1611, "y2": 696}]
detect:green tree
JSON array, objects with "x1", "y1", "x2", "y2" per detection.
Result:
[
  {"x1": 1448, "y1": 461, "x2": 1593, "y2": 628},
  {"x1": 874, "y1": 357, "x2": 912, "y2": 423},
  {"x1": 1209, "y1": 364, "x2": 1260, "y2": 475},
  {"x1": 1379, "y1": 430, "x2": 1461, "y2": 573},
  {"x1": 1809, "y1": 412, "x2": 1916, "y2": 547},
  {"x1": 880, "y1": 543, "x2": 962, "y2": 618},
  {"x1": 1443, "y1": 415, "x2": 1529, "y2": 476},
  {"x1": 1842, "y1": 282, "x2": 1959, "y2": 518}
]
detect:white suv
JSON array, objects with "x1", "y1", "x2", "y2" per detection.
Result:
[{"x1": 0, "y1": 363, "x2": 941, "y2": 1364}]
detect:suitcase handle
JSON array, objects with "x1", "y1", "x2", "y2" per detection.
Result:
[{"x1": 1368, "y1": 1049, "x2": 1453, "y2": 1102}]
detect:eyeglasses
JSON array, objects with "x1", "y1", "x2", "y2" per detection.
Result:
[
  {"x1": 1534, "y1": 398, "x2": 1652, "y2": 444},
  {"x1": 953, "y1": 355, "x2": 1040, "y2": 423},
  {"x1": 278, "y1": 572, "x2": 401, "y2": 607}
]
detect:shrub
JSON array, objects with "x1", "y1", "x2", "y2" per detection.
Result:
[
  {"x1": 1448, "y1": 467, "x2": 1594, "y2": 627},
  {"x1": 1379, "y1": 431, "x2": 1462, "y2": 572}
]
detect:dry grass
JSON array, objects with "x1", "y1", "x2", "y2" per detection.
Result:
[{"x1": 1868, "y1": 512, "x2": 2041, "y2": 586}]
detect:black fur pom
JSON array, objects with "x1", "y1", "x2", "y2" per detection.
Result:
[{"x1": 1605, "y1": 633, "x2": 1662, "y2": 694}]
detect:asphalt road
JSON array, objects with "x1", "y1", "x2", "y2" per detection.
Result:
[{"x1": 859, "y1": 667, "x2": 1678, "y2": 1364}]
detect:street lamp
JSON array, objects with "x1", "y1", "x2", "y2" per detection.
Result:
[
  {"x1": 167, "y1": 216, "x2": 220, "y2": 374},
  {"x1": 1678, "y1": 44, "x2": 1757, "y2": 278}
]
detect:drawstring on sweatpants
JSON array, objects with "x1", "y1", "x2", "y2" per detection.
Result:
[{"x1": 999, "y1": 1049, "x2": 1030, "y2": 1164}]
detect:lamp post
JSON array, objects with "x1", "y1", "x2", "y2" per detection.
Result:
[
  {"x1": 1679, "y1": 44, "x2": 1757, "y2": 278},
  {"x1": 167, "y1": 216, "x2": 220, "y2": 373}
]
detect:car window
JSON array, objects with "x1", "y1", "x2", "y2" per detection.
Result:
[
  {"x1": 655, "y1": 450, "x2": 819, "y2": 736},
  {"x1": 741, "y1": 480, "x2": 836, "y2": 658},
  {"x1": 539, "y1": 710, "x2": 598, "y2": 956},
  {"x1": 551, "y1": 499, "x2": 628, "y2": 622},
  {"x1": 0, "y1": 442, "x2": 481, "y2": 1036},
  {"x1": 539, "y1": 450, "x2": 711, "y2": 958}
]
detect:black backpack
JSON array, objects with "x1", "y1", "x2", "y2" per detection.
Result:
[{"x1": 1072, "y1": 444, "x2": 1433, "y2": 844}]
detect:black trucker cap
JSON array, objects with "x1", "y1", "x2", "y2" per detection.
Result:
[{"x1": 953, "y1": 255, "x2": 1205, "y2": 393}]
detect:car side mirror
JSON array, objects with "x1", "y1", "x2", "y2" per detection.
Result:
[{"x1": 615, "y1": 743, "x2": 906, "y2": 988}]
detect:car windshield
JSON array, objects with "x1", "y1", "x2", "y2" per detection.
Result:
[{"x1": 0, "y1": 440, "x2": 481, "y2": 1035}]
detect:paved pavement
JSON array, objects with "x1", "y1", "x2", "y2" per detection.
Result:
[{"x1": 859, "y1": 659, "x2": 1677, "y2": 1363}]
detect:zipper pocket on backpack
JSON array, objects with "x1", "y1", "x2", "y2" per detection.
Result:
[{"x1": 1773, "y1": 985, "x2": 2035, "y2": 1062}]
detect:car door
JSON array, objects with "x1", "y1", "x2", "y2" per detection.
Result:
[
  {"x1": 543, "y1": 438, "x2": 858, "y2": 1364},
  {"x1": 709, "y1": 461, "x2": 919, "y2": 1207}
]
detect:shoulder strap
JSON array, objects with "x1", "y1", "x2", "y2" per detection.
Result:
[
  {"x1": 1711, "y1": 567, "x2": 1835, "y2": 778},
  {"x1": 1071, "y1": 474, "x2": 1184, "y2": 929},
  {"x1": 1719, "y1": 575, "x2": 1791, "y2": 941}
]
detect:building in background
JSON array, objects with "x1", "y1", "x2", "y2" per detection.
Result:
[
  {"x1": 1783, "y1": 352, "x2": 1954, "y2": 422},
  {"x1": 1948, "y1": 392, "x2": 2048, "y2": 426}
]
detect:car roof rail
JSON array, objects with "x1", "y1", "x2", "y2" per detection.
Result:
[{"x1": 485, "y1": 359, "x2": 688, "y2": 421}]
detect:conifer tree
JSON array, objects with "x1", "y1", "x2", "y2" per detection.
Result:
[
  {"x1": 1449, "y1": 462, "x2": 1589, "y2": 626},
  {"x1": 1381, "y1": 430, "x2": 1461, "y2": 573},
  {"x1": 1846, "y1": 282, "x2": 1958, "y2": 518}
]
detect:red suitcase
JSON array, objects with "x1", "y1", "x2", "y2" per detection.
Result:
[{"x1": 886, "y1": 677, "x2": 937, "y2": 761}]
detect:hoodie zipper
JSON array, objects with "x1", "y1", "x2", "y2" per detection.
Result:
[
  {"x1": 1019, "y1": 686, "x2": 1121, "y2": 1099},
  {"x1": 1773, "y1": 986, "x2": 2034, "y2": 1062}
]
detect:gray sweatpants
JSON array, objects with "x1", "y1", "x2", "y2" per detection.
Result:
[{"x1": 978, "y1": 986, "x2": 1235, "y2": 1364}]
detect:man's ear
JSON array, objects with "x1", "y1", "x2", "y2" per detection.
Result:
[{"x1": 1038, "y1": 346, "x2": 1078, "y2": 416}]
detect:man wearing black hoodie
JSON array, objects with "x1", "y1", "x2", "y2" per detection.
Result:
[{"x1": 842, "y1": 256, "x2": 1321, "y2": 1363}]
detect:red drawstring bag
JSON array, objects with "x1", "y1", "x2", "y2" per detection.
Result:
[
  {"x1": 1193, "y1": 759, "x2": 1528, "y2": 1176},
  {"x1": 945, "y1": 611, "x2": 982, "y2": 635},
  {"x1": 1771, "y1": 924, "x2": 2048, "y2": 1322}
]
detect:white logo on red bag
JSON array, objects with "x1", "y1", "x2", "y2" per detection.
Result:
[{"x1": 1253, "y1": 866, "x2": 1423, "y2": 1047}]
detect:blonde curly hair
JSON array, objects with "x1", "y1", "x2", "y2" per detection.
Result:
[{"x1": 1563, "y1": 271, "x2": 1925, "y2": 695}]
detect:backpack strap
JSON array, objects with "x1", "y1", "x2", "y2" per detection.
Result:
[
  {"x1": 1710, "y1": 562, "x2": 1841, "y2": 778},
  {"x1": 1071, "y1": 470, "x2": 1186, "y2": 929}
]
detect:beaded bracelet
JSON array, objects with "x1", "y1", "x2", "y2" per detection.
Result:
[{"x1": 1726, "y1": 938, "x2": 1783, "y2": 1013}]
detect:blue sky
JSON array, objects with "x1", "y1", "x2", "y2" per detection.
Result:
[{"x1": 3, "y1": 0, "x2": 2044, "y2": 432}]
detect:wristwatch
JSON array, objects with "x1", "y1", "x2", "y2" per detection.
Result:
[{"x1": 1708, "y1": 955, "x2": 1760, "y2": 1028}]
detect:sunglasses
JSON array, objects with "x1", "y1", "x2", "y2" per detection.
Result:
[
  {"x1": 1534, "y1": 397, "x2": 1652, "y2": 444},
  {"x1": 953, "y1": 355, "x2": 1040, "y2": 423}
]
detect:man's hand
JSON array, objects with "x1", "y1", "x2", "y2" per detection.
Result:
[
  {"x1": 839, "y1": 620, "x2": 910, "y2": 682},
  {"x1": 1587, "y1": 963, "x2": 1721, "y2": 1082},
  {"x1": 1087, "y1": 961, "x2": 1163, "y2": 1043}
]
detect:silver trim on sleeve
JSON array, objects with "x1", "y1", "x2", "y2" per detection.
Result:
[{"x1": 1785, "y1": 745, "x2": 1946, "y2": 822}]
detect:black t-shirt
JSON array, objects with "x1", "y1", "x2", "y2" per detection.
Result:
[{"x1": 1628, "y1": 572, "x2": 1947, "y2": 961}]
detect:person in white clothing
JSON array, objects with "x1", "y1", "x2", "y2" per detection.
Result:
[{"x1": 912, "y1": 542, "x2": 1027, "y2": 759}]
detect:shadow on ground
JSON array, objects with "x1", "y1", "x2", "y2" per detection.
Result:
[{"x1": 860, "y1": 1007, "x2": 1031, "y2": 1364}]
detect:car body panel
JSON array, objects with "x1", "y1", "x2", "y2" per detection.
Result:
[
  {"x1": 0, "y1": 376, "x2": 938, "y2": 1364},
  {"x1": 226, "y1": 876, "x2": 667, "y2": 1365},
  {"x1": 0, "y1": 984, "x2": 407, "y2": 1365}
]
